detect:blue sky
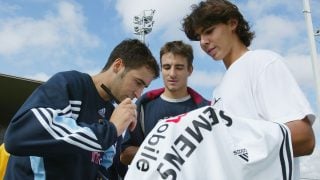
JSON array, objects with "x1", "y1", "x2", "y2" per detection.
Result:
[{"x1": 1, "y1": 0, "x2": 320, "y2": 178}]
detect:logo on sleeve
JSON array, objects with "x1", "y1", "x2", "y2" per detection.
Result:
[
  {"x1": 98, "y1": 108, "x2": 106, "y2": 118},
  {"x1": 233, "y1": 148, "x2": 249, "y2": 162},
  {"x1": 212, "y1": 97, "x2": 221, "y2": 105}
]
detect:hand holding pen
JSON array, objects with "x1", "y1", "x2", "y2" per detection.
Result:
[{"x1": 101, "y1": 84, "x2": 137, "y2": 137}]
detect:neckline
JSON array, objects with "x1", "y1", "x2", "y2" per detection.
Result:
[{"x1": 160, "y1": 94, "x2": 191, "y2": 103}]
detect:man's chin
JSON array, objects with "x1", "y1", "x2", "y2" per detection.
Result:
[{"x1": 166, "y1": 86, "x2": 178, "y2": 92}]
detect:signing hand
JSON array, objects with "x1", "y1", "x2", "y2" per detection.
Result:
[{"x1": 109, "y1": 98, "x2": 137, "y2": 136}]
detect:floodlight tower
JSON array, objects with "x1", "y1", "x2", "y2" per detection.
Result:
[{"x1": 133, "y1": 9, "x2": 155, "y2": 44}]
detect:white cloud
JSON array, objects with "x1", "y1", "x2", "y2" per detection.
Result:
[
  {"x1": 0, "y1": 1, "x2": 104, "y2": 81},
  {"x1": 25, "y1": 67, "x2": 101, "y2": 82},
  {"x1": 189, "y1": 70, "x2": 223, "y2": 88},
  {"x1": 252, "y1": 15, "x2": 304, "y2": 52},
  {"x1": 0, "y1": 2, "x2": 20, "y2": 14},
  {"x1": 0, "y1": 1, "x2": 100, "y2": 56},
  {"x1": 26, "y1": 72, "x2": 50, "y2": 82},
  {"x1": 240, "y1": 0, "x2": 301, "y2": 20},
  {"x1": 282, "y1": 53, "x2": 318, "y2": 88}
]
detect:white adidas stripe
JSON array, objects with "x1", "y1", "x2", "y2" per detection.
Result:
[{"x1": 31, "y1": 106, "x2": 103, "y2": 152}]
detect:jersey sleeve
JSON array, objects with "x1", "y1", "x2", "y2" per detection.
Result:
[
  {"x1": 254, "y1": 58, "x2": 315, "y2": 124},
  {"x1": 4, "y1": 72, "x2": 118, "y2": 157}
]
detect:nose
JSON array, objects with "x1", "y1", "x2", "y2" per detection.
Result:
[
  {"x1": 134, "y1": 87, "x2": 144, "y2": 99},
  {"x1": 200, "y1": 34, "x2": 209, "y2": 46},
  {"x1": 168, "y1": 67, "x2": 176, "y2": 77}
]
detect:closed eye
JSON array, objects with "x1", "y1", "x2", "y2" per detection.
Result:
[
  {"x1": 175, "y1": 65, "x2": 185, "y2": 70},
  {"x1": 136, "y1": 79, "x2": 147, "y2": 88}
]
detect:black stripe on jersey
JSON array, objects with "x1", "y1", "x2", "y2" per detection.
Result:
[
  {"x1": 239, "y1": 154, "x2": 248, "y2": 162},
  {"x1": 279, "y1": 124, "x2": 287, "y2": 180},
  {"x1": 36, "y1": 108, "x2": 65, "y2": 137},
  {"x1": 68, "y1": 135, "x2": 101, "y2": 151},
  {"x1": 57, "y1": 109, "x2": 72, "y2": 116},
  {"x1": 282, "y1": 125, "x2": 292, "y2": 180},
  {"x1": 57, "y1": 105, "x2": 74, "y2": 117},
  {"x1": 278, "y1": 124, "x2": 292, "y2": 180},
  {"x1": 76, "y1": 132, "x2": 100, "y2": 145}
]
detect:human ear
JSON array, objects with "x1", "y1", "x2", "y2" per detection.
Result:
[
  {"x1": 112, "y1": 58, "x2": 124, "y2": 73},
  {"x1": 188, "y1": 65, "x2": 193, "y2": 76},
  {"x1": 228, "y1": 19, "x2": 238, "y2": 31}
]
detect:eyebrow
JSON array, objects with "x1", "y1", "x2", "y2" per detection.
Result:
[
  {"x1": 175, "y1": 64, "x2": 185, "y2": 67},
  {"x1": 137, "y1": 78, "x2": 148, "y2": 88},
  {"x1": 162, "y1": 63, "x2": 185, "y2": 66}
]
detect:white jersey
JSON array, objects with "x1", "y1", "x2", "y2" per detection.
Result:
[
  {"x1": 211, "y1": 50, "x2": 315, "y2": 179},
  {"x1": 125, "y1": 106, "x2": 294, "y2": 180}
]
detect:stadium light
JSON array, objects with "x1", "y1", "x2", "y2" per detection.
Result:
[{"x1": 133, "y1": 9, "x2": 155, "y2": 44}]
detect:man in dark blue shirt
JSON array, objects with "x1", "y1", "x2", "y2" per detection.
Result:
[{"x1": 120, "y1": 40, "x2": 210, "y2": 166}]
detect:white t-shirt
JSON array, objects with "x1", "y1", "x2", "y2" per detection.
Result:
[{"x1": 211, "y1": 49, "x2": 315, "y2": 179}]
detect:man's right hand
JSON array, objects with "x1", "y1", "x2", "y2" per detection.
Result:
[{"x1": 110, "y1": 98, "x2": 137, "y2": 136}]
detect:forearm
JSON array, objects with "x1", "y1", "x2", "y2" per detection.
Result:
[
  {"x1": 5, "y1": 109, "x2": 118, "y2": 156},
  {"x1": 285, "y1": 117, "x2": 315, "y2": 157},
  {"x1": 120, "y1": 146, "x2": 139, "y2": 165}
]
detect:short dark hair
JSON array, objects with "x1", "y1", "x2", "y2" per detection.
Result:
[
  {"x1": 102, "y1": 39, "x2": 160, "y2": 78},
  {"x1": 160, "y1": 40, "x2": 193, "y2": 68},
  {"x1": 182, "y1": 0, "x2": 255, "y2": 47}
]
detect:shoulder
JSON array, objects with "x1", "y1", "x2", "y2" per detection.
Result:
[
  {"x1": 136, "y1": 88, "x2": 165, "y2": 106},
  {"x1": 48, "y1": 71, "x2": 89, "y2": 85},
  {"x1": 52, "y1": 70, "x2": 88, "y2": 80},
  {"x1": 248, "y1": 49, "x2": 283, "y2": 62},
  {"x1": 42, "y1": 71, "x2": 91, "y2": 96},
  {"x1": 238, "y1": 50, "x2": 285, "y2": 72}
]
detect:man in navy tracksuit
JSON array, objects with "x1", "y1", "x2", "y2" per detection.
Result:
[
  {"x1": 4, "y1": 39, "x2": 159, "y2": 180},
  {"x1": 120, "y1": 41, "x2": 210, "y2": 167}
]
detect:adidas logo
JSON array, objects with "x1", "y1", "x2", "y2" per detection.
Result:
[
  {"x1": 98, "y1": 108, "x2": 106, "y2": 118},
  {"x1": 233, "y1": 148, "x2": 249, "y2": 162}
]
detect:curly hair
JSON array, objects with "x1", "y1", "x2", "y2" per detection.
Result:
[{"x1": 182, "y1": 0, "x2": 255, "y2": 47}]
